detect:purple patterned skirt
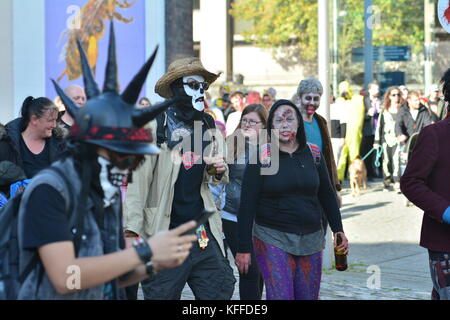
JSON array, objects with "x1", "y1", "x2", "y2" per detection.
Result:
[{"x1": 253, "y1": 237, "x2": 323, "y2": 300}]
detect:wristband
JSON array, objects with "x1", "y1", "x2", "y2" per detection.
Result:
[{"x1": 132, "y1": 238, "x2": 153, "y2": 264}]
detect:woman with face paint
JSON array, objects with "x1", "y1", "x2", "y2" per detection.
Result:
[{"x1": 235, "y1": 99, "x2": 349, "y2": 300}]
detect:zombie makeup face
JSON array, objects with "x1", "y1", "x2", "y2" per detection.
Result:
[
  {"x1": 183, "y1": 75, "x2": 209, "y2": 112},
  {"x1": 300, "y1": 93, "x2": 321, "y2": 117},
  {"x1": 272, "y1": 105, "x2": 299, "y2": 143}
]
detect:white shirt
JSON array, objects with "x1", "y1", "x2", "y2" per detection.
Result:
[{"x1": 226, "y1": 111, "x2": 242, "y2": 137}]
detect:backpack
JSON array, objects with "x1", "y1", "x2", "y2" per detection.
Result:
[{"x1": 0, "y1": 166, "x2": 76, "y2": 300}]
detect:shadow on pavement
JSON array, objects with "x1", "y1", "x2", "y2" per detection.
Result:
[{"x1": 341, "y1": 201, "x2": 391, "y2": 215}]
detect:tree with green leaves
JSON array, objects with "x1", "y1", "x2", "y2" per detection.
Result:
[{"x1": 230, "y1": 0, "x2": 424, "y2": 83}]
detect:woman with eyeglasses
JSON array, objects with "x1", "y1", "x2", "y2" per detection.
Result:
[
  {"x1": 223, "y1": 104, "x2": 268, "y2": 300},
  {"x1": 373, "y1": 86, "x2": 404, "y2": 192},
  {"x1": 235, "y1": 100, "x2": 348, "y2": 300}
]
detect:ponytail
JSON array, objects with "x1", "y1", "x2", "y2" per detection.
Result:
[
  {"x1": 20, "y1": 96, "x2": 57, "y2": 132},
  {"x1": 20, "y1": 96, "x2": 35, "y2": 131}
]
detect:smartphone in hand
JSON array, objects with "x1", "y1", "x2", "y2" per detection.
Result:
[{"x1": 181, "y1": 209, "x2": 215, "y2": 235}]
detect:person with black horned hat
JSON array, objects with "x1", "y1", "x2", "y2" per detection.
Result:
[
  {"x1": 16, "y1": 23, "x2": 197, "y2": 300},
  {"x1": 124, "y1": 57, "x2": 236, "y2": 300}
]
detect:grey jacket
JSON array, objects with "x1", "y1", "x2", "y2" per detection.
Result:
[{"x1": 17, "y1": 157, "x2": 123, "y2": 300}]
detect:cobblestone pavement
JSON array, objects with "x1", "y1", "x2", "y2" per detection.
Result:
[{"x1": 138, "y1": 179, "x2": 432, "y2": 300}]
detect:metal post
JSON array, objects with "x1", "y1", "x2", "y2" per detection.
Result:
[
  {"x1": 332, "y1": 0, "x2": 339, "y2": 99},
  {"x1": 318, "y1": 0, "x2": 333, "y2": 270},
  {"x1": 364, "y1": 0, "x2": 373, "y2": 89},
  {"x1": 226, "y1": 0, "x2": 234, "y2": 83},
  {"x1": 318, "y1": 0, "x2": 330, "y2": 123},
  {"x1": 424, "y1": 0, "x2": 435, "y2": 94}
]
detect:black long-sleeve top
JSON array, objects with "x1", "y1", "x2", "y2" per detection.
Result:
[{"x1": 237, "y1": 145, "x2": 344, "y2": 253}]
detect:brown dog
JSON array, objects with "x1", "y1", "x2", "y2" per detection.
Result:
[{"x1": 348, "y1": 156, "x2": 367, "y2": 197}]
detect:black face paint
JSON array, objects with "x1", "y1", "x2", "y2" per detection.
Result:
[
  {"x1": 170, "y1": 78, "x2": 204, "y2": 122},
  {"x1": 106, "y1": 150, "x2": 145, "y2": 170}
]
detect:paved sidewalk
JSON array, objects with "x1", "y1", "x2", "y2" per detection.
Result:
[{"x1": 139, "y1": 179, "x2": 432, "y2": 300}]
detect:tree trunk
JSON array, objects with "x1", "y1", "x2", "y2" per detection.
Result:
[{"x1": 165, "y1": 0, "x2": 194, "y2": 66}]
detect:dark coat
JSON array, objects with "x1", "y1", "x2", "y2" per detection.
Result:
[
  {"x1": 314, "y1": 113, "x2": 342, "y2": 191},
  {"x1": 394, "y1": 104, "x2": 434, "y2": 141},
  {"x1": 363, "y1": 95, "x2": 381, "y2": 137},
  {"x1": 0, "y1": 118, "x2": 67, "y2": 179},
  {"x1": 400, "y1": 117, "x2": 450, "y2": 252}
]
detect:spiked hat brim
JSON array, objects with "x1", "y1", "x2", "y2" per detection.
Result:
[
  {"x1": 85, "y1": 140, "x2": 161, "y2": 155},
  {"x1": 155, "y1": 57, "x2": 220, "y2": 99}
]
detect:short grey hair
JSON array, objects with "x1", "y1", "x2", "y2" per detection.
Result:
[{"x1": 297, "y1": 78, "x2": 323, "y2": 99}]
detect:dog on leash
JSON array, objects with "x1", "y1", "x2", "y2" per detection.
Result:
[{"x1": 348, "y1": 156, "x2": 367, "y2": 197}]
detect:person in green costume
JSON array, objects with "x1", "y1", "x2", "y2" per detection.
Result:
[{"x1": 336, "y1": 81, "x2": 365, "y2": 182}]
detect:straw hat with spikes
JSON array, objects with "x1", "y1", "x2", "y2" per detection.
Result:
[
  {"x1": 53, "y1": 22, "x2": 172, "y2": 155},
  {"x1": 155, "y1": 57, "x2": 220, "y2": 99}
]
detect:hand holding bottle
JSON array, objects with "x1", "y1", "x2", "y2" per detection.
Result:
[
  {"x1": 204, "y1": 155, "x2": 226, "y2": 176},
  {"x1": 334, "y1": 232, "x2": 349, "y2": 271}
]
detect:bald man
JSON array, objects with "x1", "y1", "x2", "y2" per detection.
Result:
[{"x1": 59, "y1": 85, "x2": 86, "y2": 130}]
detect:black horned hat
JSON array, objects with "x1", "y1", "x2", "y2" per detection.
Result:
[{"x1": 52, "y1": 22, "x2": 171, "y2": 155}]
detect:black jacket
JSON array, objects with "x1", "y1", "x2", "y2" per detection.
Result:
[
  {"x1": 237, "y1": 145, "x2": 343, "y2": 253},
  {"x1": 0, "y1": 118, "x2": 67, "y2": 179},
  {"x1": 395, "y1": 104, "x2": 434, "y2": 141},
  {"x1": 363, "y1": 95, "x2": 381, "y2": 136}
]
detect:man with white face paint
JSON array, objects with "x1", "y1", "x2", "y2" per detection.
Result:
[{"x1": 125, "y1": 57, "x2": 236, "y2": 300}]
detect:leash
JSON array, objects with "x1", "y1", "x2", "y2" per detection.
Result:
[
  {"x1": 374, "y1": 148, "x2": 382, "y2": 168},
  {"x1": 361, "y1": 147, "x2": 375, "y2": 161},
  {"x1": 361, "y1": 147, "x2": 383, "y2": 168}
]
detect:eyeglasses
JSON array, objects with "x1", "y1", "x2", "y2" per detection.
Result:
[
  {"x1": 304, "y1": 96, "x2": 320, "y2": 102},
  {"x1": 183, "y1": 79, "x2": 210, "y2": 91},
  {"x1": 241, "y1": 119, "x2": 262, "y2": 127}
]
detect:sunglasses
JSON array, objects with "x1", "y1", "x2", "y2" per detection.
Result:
[
  {"x1": 183, "y1": 79, "x2": 210, "y2": 91},
  {"x1": 390, "y1": 93, "x2": 400, "y2": 97},
  {"x1": 304, "y1": 96, "x2": 320, "y2": 102}
]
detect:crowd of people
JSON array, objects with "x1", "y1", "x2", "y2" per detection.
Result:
[{"x1": 0, "y1": 24, "x2": 449, "y2": 301}]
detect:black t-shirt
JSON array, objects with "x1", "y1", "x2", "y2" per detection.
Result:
[
  {"x1": 19, "y1": 136, "x2": 51, "y2": 178},
  {"x1": 22, "y1": 184, "x2": 72, "y2": 250},
  {"x1": 170, "y1": 123, "x2": 212, "y2": 228}
]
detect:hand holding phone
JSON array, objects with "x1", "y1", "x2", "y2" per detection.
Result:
[{"x1": 182, "y1": 209, "x2": 215, "y2": 235}]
